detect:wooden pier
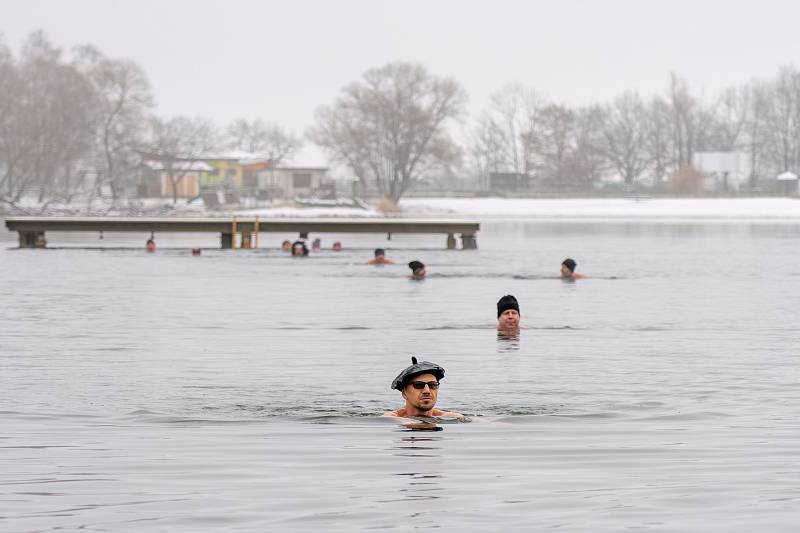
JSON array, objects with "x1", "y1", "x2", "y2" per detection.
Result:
[{"x1": 4, "y1": 216, "x2": 480, "y2": 249}]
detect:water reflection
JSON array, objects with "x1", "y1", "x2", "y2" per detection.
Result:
[
  {"x1": 496, "y1": 330, "x2": 520, "y2": 352},
  {"x1": 394, "y1": 434, "x2": 444, "y2": 504},
  {"x1": 394, "y1": 472, "x2": 444, "y2": 502}
]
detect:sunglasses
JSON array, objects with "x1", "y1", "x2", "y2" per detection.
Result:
[{"x1": 410, "y1": 380, "x2": 440, "y2": 390}]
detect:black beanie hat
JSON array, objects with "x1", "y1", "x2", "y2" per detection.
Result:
[
  {"x1": 562, "y1": 258, "x2": 577, "y2": 272},
  {"x1": 408, "y1": 260, "x2": 425, "y2": 273},
  {"x1": 497, "y1": 294, "x2": 520, "y2": 318}
]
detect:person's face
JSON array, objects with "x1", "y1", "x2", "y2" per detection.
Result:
[
  {"x1": 375, "y1": 253, "x2": 385, "y2": 262},
  {"x1": 402, "y1": 372, "x2": 439, "y2": 412},
  {"x1": 292, "y1": 244, "x2": 304, "y2": 256},
  {"x1": 498, "y1": 309, "x2": 520, "y2": 329},
  {"x1": 412, "y1": 267, "x2": 426, "y2": 279},
  {"x1": 560, "y1": 264, "x2": 573, "y2": 278},
  {"x1": 332, "y1": 243, "x2": 342, "y2": 251},
  {"x1": 282, "y1": 242, "x2": 291, "y2": 252}
]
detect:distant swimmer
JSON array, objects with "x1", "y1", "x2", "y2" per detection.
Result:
[
  {"x1": 332, "y1": 241, "x2": 342, "y2": 252},
  {"x1": 311, "y1": 238, "x2": 321, "y2": 252},
  {"x1": 291, "y1": 241, "x2": 309, "y2": 257},
  {"x1": 145, "y1": 238, "x2": 156, "y2": 253},
  {"x1": 408, "y1": 260, "x2": 426, "y2": 280},
  {"x1": 367, "y1": 248, "x2": 395, "y2": 265},
  {"x1": 497, "y1": 294, "x2": 520, "y2": 331},
  {"x1": 281, "y1": 240, "x2": 292, "y2": 252},
  {"x1": 191, "y1": 247, "x2": 202, "y2": 256},
  {"x1": 560, "y1": 258, "x2": 587, "y2": 280},
  {"x1": 384, "y1": 357, "x2": 464, "y2": 418}
]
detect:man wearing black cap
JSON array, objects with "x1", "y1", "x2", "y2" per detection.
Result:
[
  {"x1": 497, "y1": 294, "x2": 520, "y2": 331},
  {"x1": 383, "y1": 357, "x2": 464, "y2": 418},
  {"x1": 408, "y1": 260, "x2": 426, "y2": 280}
]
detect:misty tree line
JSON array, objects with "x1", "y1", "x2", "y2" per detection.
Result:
[
  {"x1": 4, "y1": 32, "x2": 800, "y2": 206},
  {"x1": 0, "y1": 32, "x2": 300, "y2": 207},
  {"x1": 315, "y1": 66, "x2": 800, "y2": 201}
]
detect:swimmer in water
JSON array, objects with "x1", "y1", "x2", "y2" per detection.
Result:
[
  {"x1": 291, "y1": 241, "x2": 309, "y2": 257},
  {"x1": 311, "y1": 238, "x2": 321, "y2": 252},
  {"x1": 496, "y1": 294, "x2": 520, "y2": 331},
  {"x1": 145, "y1": 238, "x2": 156, "y2": 253},
  {"x1": 408, "y1": 260, "x2": 426, "y2": 280},
  {"x1": 383, "y1": 357, "x2": 464, "y2": 418},
  {"x1": 332, "y1": 241, "x2": 342, "y2": 252},
  {"x1": 367, "y1": 248, "x2": 394, "y2": 265},
  {"x1": 560, "y1": 258, "x2": 587, "y2": 279},
  {"x1": 281, "y1": 240, "x2": 292, "y2": 252}
]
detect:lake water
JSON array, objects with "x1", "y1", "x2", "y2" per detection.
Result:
[{"x1": 2, "y1": 213, "x2": 799, "y2": 531}]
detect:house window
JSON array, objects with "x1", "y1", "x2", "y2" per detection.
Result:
[{"x1": 293, "y1": 172, "x2": 312, "y2": 188}]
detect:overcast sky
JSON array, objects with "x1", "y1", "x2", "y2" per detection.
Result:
[{"x1": 4, "y1": 0, "x2": 800, "y2": 164}]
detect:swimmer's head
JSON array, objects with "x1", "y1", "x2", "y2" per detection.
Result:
[
  {"x1": 391, "y1": 356, "x2": 445, "y2": 391},
  {"x1": 561, "y1": 258, "x2": 577, "y2": 278},
  {"x1": 374, "y1": 248, "x2": 385, "y2": 257},
  {"x1": 497, "y1": 295, "x2": 520, "y2": 318},
  {"x1": 332, "y1": 241, "x2": 342, "y2": 251},
  {"x1": 281, "y1": 240, "x2": 292, "y2": 252},
  {"x1": 408, "y1": 260, "x2": 426, "y2": 279},
  {"x1": 497, "y1": 294, "x2": 520, "y2": 330},
  {"x1": 292, "y1": 241, "x2": 309, "y2": 256}
]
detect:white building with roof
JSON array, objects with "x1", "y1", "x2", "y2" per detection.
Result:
[{"x1": 257, "y1": 167, "x2": 331, "y2": 199}]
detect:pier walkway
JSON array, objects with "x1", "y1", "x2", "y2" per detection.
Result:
[{"x1": 5, "y1": 217, "x2": 480, "y2": 249}]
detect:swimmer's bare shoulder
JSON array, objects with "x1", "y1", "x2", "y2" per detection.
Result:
[{"x1": 383, "y1": 408, "x2": 467, "y2": 418}]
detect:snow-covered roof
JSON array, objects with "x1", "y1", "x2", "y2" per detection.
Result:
[
  {"x1": 273, "y1": 166, "x2": 329, "y2": 171},
  {"x1": 202, "y1": 150, "x2": 272, "y2": 163},
  {"x1": 144, "y1": 160, "x2": 214, "y2": 172},
  {"x1": 776, "y1": 171, "x2": 798, "y2": 181}
]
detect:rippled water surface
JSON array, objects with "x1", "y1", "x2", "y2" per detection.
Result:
[{"x1": 2, "y1": 219, "x2": 799, "y2": 531}]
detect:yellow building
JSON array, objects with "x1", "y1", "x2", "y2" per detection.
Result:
[{"x1": 201, "y1": 152, "x2": 272, "y2": 189}]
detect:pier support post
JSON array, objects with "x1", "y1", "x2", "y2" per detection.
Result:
[
  {"x1": 446, "y1": 233, "x2": 456, "y2": 250},
  {"x1": 221, "y1": 233, "x2": 233, "y2": 249},
  {"x1": 461, "y1": 233, "x2": 477, "y2": 250},
  {"x1": 241, "y1": 231, "x2": 252, "y2": 249},
  {"x1": 19, "y1": 231, "x2": 47, "y2": 248}
]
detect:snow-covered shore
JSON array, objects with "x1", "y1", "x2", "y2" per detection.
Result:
[{"x1": 4, "y1": 197, "x2": 800, "y2": 221}]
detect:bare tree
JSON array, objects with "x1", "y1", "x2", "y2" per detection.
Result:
[
  {"x1": 536, "y1": 104, "x2": 577, "y2": 186},
  {"x1": 761, "y1": 66, "x2": 800, "y2": 175},
  {"x1": 468, "y1": 115, "x2": 507, "y2": 187},
  {"x1": 596, "y1": 92, "x2": 651, "y2": 185},
  {"x1": 28, "y1": 32, "x2": 96, "y2": 204},
  {"x1": 741, "y1": 81, "x2": 769, "y2": 186},
  {"x1": 572, "y1": 105, "x2": 608, "y2": 187},
  {"x1": 0, "y1": 35, "x2": 28, "y2": 206},
  {"x1": 226, "y1": 118, "x2": 301, "y2": 165},
  {"x1": 644, "y1": 96, "x2": 674, "y2": 184},
  {"x1": 147, "y1": 116, "x2": 220, "y2": 203},
  {"x1": 665, "y1": 72, "x2": 717, "y2": 168},
  {"x1": 74, "y1": 45, "x2": 154, "y2": 203},
  {"x1": 309, "y1": 62, "x2": 466, "y2": 203}
]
